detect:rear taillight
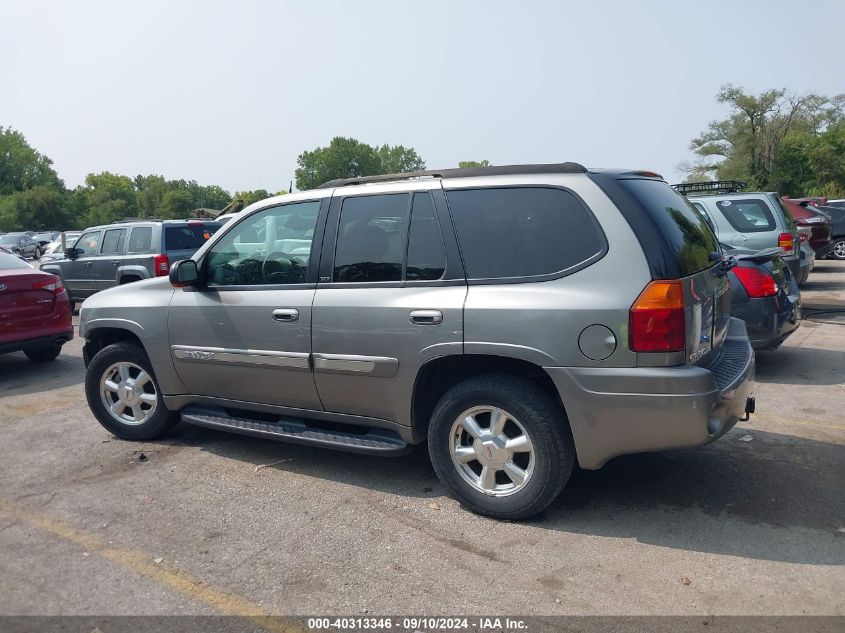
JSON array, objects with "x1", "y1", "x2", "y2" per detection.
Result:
[
  {"x1": 32, "y1": 275, "x2": 63, "y2": 294},
  {"x1": 629, "y1": 280, "x2": 686, "y2": 352},
  {"x1": 154, "y1": 254, "x2": 170, "y2": 276},
  {"x1": 777, "y1": 233, "x2": 794, "y2": 253},
  {"x1": 733, "y1": 267, "x2": 777, "y2": 298}
]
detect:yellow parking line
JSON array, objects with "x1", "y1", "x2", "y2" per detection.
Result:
[{"x1": 0, "y1": 498, "x2": 303, "y2": 633}]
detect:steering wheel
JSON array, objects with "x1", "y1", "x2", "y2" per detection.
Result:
[{"x1": 262, "y1": 251, "x2": 298, "y2": 284}]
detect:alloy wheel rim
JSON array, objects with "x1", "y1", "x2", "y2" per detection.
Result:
[
  {"x1": 449, "y1": 405, "x2": 535, "y2": 497},
  {"x1": 834, "y1": 241, "x2": 845, "y2": 258},
  {"x1": 99, "y1": 362, "x2": 158, "y2": 426}
]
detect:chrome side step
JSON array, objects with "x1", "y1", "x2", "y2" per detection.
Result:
[{"x1": 180, "y1": 405, "x2": 409, "y2": 456}]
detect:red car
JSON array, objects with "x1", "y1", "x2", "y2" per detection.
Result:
[
  {"x1": 0, "y1": 250, "x2": 73, "y2": 362},
  {"x1": 782, "y1": 196, "x2": 833, "y2": 258}
]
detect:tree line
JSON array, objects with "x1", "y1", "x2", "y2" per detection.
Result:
[{"x1": 3, "y1": 84, "x2": 842, "y2": 231}]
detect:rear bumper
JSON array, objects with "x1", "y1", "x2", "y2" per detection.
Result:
[
  {"x1": 0, "y1": 330, "x2": 74, "y2": 355},
  {"x1": 732, "y1": 293, "x2": 801, "y2": 350},
  {"x1": 546, "y1": 317, "x2": 755, "y2": 470}
]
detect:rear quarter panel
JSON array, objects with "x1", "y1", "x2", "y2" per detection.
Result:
[{"x1": 457, "y1": 175, "x2": 651, "y2": 368}]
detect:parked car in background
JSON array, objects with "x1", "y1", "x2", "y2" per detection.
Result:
[
  {"x1": 41, "y1": 219, "x2": 221, "y2": 306},
  {"x1": 827, "y1": 199, "x2": 845, "y2": 209},
  {"x1": 0, "y1": 233, "x2": 42, "y2": 260},
  {"x1": 79, "y1": 163, "x2": 755, "y2": 520},
  {"x1": 32, "y1": 231, "x2": 61, "y2": 246},
  {"x1": 677, "y1": 181, "x2": 808, "y2": 285},
  {"x1": 721, "y1": 244, "x2": 800, "y2": 350},
  {"x1": 0, "y1": 245, "x2": 27, "y2": 261},
  {"x1": 808, "y1": 205, "x2": 845, "y2": 260},
  {"x1": 39, "y1": 231, "x2": 82, "y2": 266},
  {"x1": 782, "y1": 197, "x2": 833, "y2": 259},
  {"x1": 0, "y1": 251, "x2": 73, "y2": 362}
]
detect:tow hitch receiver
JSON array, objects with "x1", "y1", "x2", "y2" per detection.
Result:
[{"x1": 740, "y1": 396, "x2": 756, "y2": 422}]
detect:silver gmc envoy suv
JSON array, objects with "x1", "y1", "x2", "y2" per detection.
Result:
[{"x1": 80, "y1": 163, "x2": 755, "y2": 519}]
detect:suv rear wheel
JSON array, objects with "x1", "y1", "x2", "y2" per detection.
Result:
[
  {"x1": 831, "y1": 238, "x2": 845, "y2": 260},
  {"x1": 428, "y1": 374, "x2": 575, "y2": 519},
  {"x1": 85, "y1": 342, "x2": 179, "y2": 440}
]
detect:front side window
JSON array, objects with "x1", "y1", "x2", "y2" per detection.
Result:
[
  {"x1": 206, "y1": 201, "x2": 320, "y2": 286},
  {"x1": 333, "y1": 194, "x2": 410, "y2": 283},
  {"x1": 715, "y1": 199, "x2": 776, "y2": 233},
  {"x1": 101, "y1": 229, "x2": 127, "y2": 255},
  {"x1": 75, "y1": 231, "x2": 102, "y2": 257},
  {"x1": 446, "y1": 187, "x2": 605, "y2": 280}
]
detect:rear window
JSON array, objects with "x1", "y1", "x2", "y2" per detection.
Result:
[
  {"x1": 445, "y1": 187, "x2": 605, "y2": 280},
  {"x1": 164, "y1": 225, "x2": 220, "y2": 251},
  {"x1": 714, "y1": 199, "x2": 776, "y2": 233},
  {"x1": 0, "y1": 252, "x2": 31, "y2": 269},
  {"x1": 618, "y1": 179, "x2": 718, "y2": 277}
]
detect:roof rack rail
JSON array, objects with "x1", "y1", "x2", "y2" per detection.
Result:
[
  {"x1": 672, "y1": 180, "x2": 747, "y2": 195},
  {"x1": 317, "y1": 162, "x2": 588, "y2": 189}
]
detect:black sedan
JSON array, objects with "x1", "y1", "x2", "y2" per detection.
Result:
[
  {"x1": 0, "y1": 233, "x2": 42, "y2": 259},
  {"x1": 723, "y1": 245, "x2": 801, "y2": 350}
]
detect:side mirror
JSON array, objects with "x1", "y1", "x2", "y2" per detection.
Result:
[
  {"x1": 64, "y1": 247, "x2": 77, "y2": 259},
  {"x1": 169, "y1": 259, "x2": 200, "y2": 288}
]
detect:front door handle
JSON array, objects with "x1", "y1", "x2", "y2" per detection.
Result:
[
  {"x1": 83, "y1": 262, "x2": 93, "y2": 268},
  {"x1": 409, "y1": 309, "x2": 443, "y2": 325},
  {"x1": 272, "y1": 308, "x2": 299, "y2": 322}
]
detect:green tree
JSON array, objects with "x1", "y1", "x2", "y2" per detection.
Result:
[
  {"x1": 0, "y1": 127, "x2": 63, "y2": 195},
  {"x1": 0, "y1": 186, "x2": 71, "y2": 231},
  {"x1": 458, "y1": 160, "x2": 491, "y2": 168},
  {"x1": 376, "y1": 144, "x2": 426, "y2": 174},
  {"x1": 682, "y1": 84, "x2": 845, "y2": 194},
  {"x1": 295, "y1": 137, "x2": 426, "y2": 190},
  {"x1": 234, "y1": 189, "x2": 273, "y2": 207}
]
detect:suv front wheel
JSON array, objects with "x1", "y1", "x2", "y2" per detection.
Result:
[
  {"x1": 428, "y1": 374, "x2": 575, "y2": 520},
  {"x1": 85, "y1": 342, "x2": 179, "y2": 440}
]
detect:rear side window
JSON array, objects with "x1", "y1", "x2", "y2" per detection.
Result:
[
  {"x1": 127, "y1": 227, "x2": 153, "y2": 253},
  {"x1": 165, "y1": 225, "x2": 220, "y2": 251},
  {"x1": 618, "y1": 179, "x2": 718, "y2": 277},
  {"x1": 333, "y1": 194, "x2": 410, "y2": 283},
  {"x1": 101, "y1": 228, "x2": 127, "y2": 255},
  {"x1": 714, "y1": 199, "x2": 776, "y2": 233},
  {"x1": 446, "y1": 187, "x2": 605, "y2": 280},
  {"x1": 406, "y1": 192, "x2": 446, "y2": 281}
]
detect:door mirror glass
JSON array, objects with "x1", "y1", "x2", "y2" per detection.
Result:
[{"x1": 170, "y1": 259, "x2": 199, "y2": 287}]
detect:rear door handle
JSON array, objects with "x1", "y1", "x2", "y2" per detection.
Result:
[
  {"x1": 83, "y1": 262, "x2": 93, "y2": 268},
  {"x1": 409, "y1": 309, "x2": 443, "y2": 325},
  {"x1": 272, "y1": 308, "x2": 299, "y2": 322}
]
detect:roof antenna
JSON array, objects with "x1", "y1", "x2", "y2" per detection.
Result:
[{"x1": 288, "y1": 180, "x2": 293, "y2": 194}]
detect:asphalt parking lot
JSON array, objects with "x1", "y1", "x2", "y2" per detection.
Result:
[{"x1": 1, "y1": 262, "x2": 843, "y2": 618}]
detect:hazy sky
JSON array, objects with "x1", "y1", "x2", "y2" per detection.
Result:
[{"x1": 2, "y1": 0, "x2": 843, "y2": 193}]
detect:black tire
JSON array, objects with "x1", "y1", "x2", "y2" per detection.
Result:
[
  {"x1": 830, "y1": 238, "x2": 845, "y2": 261},
  {"x1": 33, "y1": 247, "x2": 41, "y2": 259},
  {"x1": 427, "y1": 374, "x2": 575, "y2": 520},
  {"x1": 85, "y1": 341, "x2": 179, "y2": 440},
  {"x1": 119, "y1": 276, "x2": 141, "y2": 285},
  {"x1": 24, "y1": 345, "x2": 61, "y2": 362}
]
